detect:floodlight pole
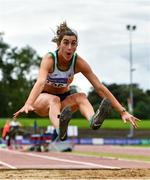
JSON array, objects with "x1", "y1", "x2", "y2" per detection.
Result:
[{"x1": 126, "y1": 24, "x2": 136, "y2": 138}]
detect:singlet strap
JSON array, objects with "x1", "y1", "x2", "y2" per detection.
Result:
[
  {"x1": 48, "y1": 52, "x2": 55, "y2": 61},
  {"x1": 72, "y1": 53, "x2": 77, "y2": 73},
  {"x1": 48, "y1": 52, "x2": 56, "y2": 73}
]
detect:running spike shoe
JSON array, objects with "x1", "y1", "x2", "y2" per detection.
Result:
[
  {"x1": 90, "y1": 98, "x2": 112, "y2": 130},
  {"x1": 59, "y1": 106, "x2": 72, "y2": 141}
]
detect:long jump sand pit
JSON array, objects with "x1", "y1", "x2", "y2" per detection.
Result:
[{"x1": 0, "y1": 169, "x2": 150, "y2": 179}]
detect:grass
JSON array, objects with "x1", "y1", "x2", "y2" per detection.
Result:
[
  {"x1": 72, "y1": 151, "x2": 150, "y2": 162},
  {"x1": 0, "y1": 118, "x2": 149, "y2": 129}
]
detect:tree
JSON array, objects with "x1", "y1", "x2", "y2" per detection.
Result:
[{"x1": 0, "y1": 33, "x2": 41, "y2": 117}]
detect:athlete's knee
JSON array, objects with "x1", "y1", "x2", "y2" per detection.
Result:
[
  {"x1": 49, "y1": 96, "x2": 61, "y2": 104},
  {"x1": 75, "y1": 93, "x2": 87, "y2": 102},
  {"x1": 78, "y1": 92, "x2": 87, "y2": 98}
]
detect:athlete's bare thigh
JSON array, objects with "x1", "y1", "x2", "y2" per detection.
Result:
[
  {"x1": 61, "y1": 92, "x2": 87, "y2": 112},
  {"x1": 33, "y1": 93, "x2": 60, "y2": 117}
]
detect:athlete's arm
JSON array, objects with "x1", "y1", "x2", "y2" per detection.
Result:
[
  {"x1": 76, "y1": 56, "x2": 139, "y2": 128},
  {"x1": 25, "y1": 54, "x2": 53, "y2": 105},
  {"x1": 13, "y1": 54, "x2": 53, "y2": 118}
]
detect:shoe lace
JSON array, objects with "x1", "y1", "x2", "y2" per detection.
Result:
[{"x1": 93, "y1": 108, "x2": 100, "y2": 119}]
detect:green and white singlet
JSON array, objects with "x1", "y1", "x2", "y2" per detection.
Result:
[{"x1": 46, "y1": 50, "x2": 77, "y2": 88}]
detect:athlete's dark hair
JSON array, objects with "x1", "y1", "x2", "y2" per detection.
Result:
[{"x1": 52, "y1": 21, "x2": 78, "y2": 45}]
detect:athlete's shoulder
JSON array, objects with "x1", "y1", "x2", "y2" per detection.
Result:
[
  {"x1": 76, "y1": 54, "x2": 90, "y2": 65},
  {"x1": 40, "y1": 52, "x2": 55, "y2": 69},
  {"x1": 42, "y1": 51, "x2": 55, "y2": 61},
  {"x1": 48, "y1": 51, "x2": 56, "y2": 60},
  {"x1": 75, "y1": 54, "x2": 91, "y2": 73}
]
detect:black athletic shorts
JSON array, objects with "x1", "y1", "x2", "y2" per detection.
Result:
[
  {"x1": 42, "y1": 86, "x2": 79, "y2": 102},
  {"x1": 41, "y1": 90, "x2": 73, "y2": 102},
  {"x1": 54, "y1": 91, "x2": 71, "y2": 101}
]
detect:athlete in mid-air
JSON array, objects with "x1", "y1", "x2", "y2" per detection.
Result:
[{"x1": 14, "y1": 22, "x2": 139, "y2": 141}]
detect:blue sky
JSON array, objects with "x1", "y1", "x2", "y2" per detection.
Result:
[{"x1": 0, "y1": 0, "x2": 150, "y2": 92}]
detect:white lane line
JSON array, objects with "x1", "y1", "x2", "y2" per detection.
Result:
[
  {"x1": 0, "y1": 148, "x2": 120, "y2": 169},
  {"x1": 0, "y1": 160, "x2": 17, "y2": 169},
  {"x1": 28, "y1": 152, "x2": 120, "y2": 169}
]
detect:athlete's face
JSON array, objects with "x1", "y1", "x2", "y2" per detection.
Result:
[{"x1": 58, "y1": 35, "x2": 77, "y2": 61}]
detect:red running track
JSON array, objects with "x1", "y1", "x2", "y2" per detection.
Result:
[{"x1": 0, "y1": 145, "x2": 150, "y2": 169}]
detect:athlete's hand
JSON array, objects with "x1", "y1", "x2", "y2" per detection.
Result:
[
  {"x1": 121, "y1": 111, "x2": 140, "y2": 128},
  {"x1": 13, "y1": 104, "x2": 35, "y2": 119}
]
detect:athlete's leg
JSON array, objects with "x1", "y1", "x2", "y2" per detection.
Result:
[
  {"x1": 33, "y1": 93, "x2": 61, "y2": 128},
  {"x1": 61, "y1": 93, "x2": 95, "y2": 122},
  {"x1": 61, "y1": 93, "x2": 111, "y2": 132},
  {"x1": 58, "y1": 92, "x2": 94, "y2": 141}
]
